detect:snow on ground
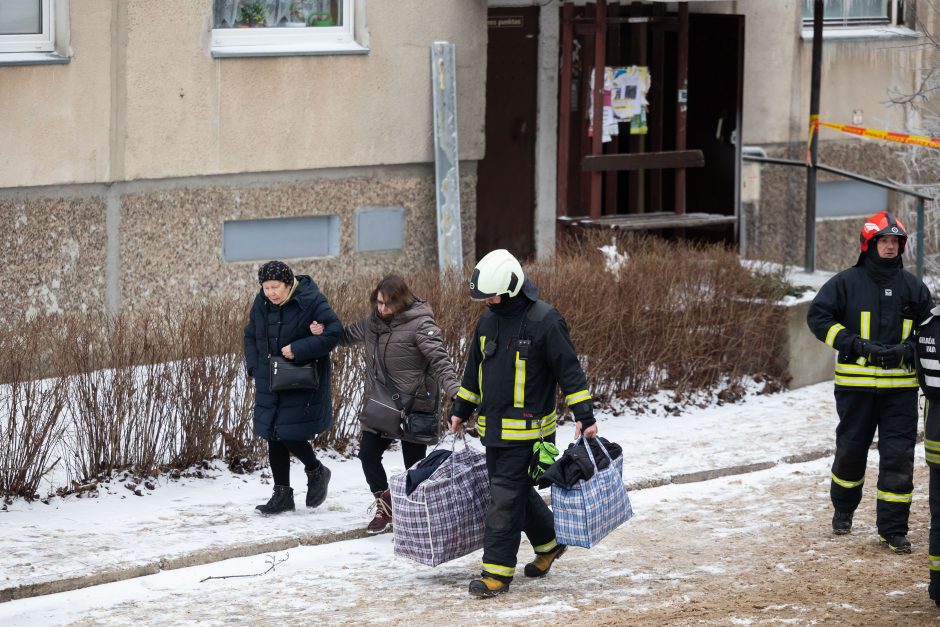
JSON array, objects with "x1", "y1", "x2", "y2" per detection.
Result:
[
  {"x1": 0, "y1": 382, "x2": 838, "y2": 597},
  {"x1": 4, "y1": 377, "x2": 939, "y2": 624}
]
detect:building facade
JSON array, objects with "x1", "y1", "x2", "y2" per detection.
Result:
[{"x1": 0, "y1": 0, "x2": 485, "y2": 320}]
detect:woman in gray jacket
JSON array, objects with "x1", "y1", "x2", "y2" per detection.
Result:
[{"x1": 313, "y1": 274, "x2": 460, "y2": 533}]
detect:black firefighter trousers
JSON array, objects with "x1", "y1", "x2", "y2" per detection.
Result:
[
  {"x1": 832, "y1": 388, "x2": 917, "y2": 536},
  {"x1": 924, "y1": 399, "x2": 940, "y2": 598},
  {"x1": 929, "y1": 464, "x2": 940, "y2": 599},
  {"x1": 480, "y1": 444, "x2": 557, "y2": 583}
]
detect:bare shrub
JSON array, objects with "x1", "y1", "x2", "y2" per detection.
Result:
[
  {"x1": 546, "y1": 231, "x2": 789, "y2": 403},
  {"x1": 0, "y1": 240, "x2": 792, "y2": 498},
  {"x1": 0, "y1": 359, "x2": 68, "y2": 499}
]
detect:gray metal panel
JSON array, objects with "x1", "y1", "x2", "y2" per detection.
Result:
[
  {"x1": 355, "y1": 207, "x2": 404, "y2": 252},
  {"x1": 223, "y1": 215, "x2": 339, "y2": 262},
  {"x1": 431, "y1": 41, "x2": 464, "y2": 272},
  {"x1": 816, "y1": 180, "x2": 889, "y2": 218}
]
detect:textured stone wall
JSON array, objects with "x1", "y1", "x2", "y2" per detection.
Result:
[
  {"x1": 745, "y1": 141, "x2": 921, "y2": 272},
  {"x1": 0, "y1": 169, "x2": 476, "y2": 323},
  {"x1": 0, "y1": 194, "x2": 108, "y2": 320}
]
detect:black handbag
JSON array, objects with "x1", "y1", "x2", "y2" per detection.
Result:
[
  {"x1": 269, "y1": 357, "x2": 320, "y2": 392},
  {"x1": 360, "y1": 381, "x2": 405, "y2": 439},
  {"x1": 264, "y1": 308, "x2": 320, "y2": 393},
  {"x1": 363, "y1": 336, "x2": 441, "y2": 445}
]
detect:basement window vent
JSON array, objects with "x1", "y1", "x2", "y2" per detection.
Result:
[
  {"x1": 223, "y1": 215, "x2": 339, "y2": 262},
  {"x1": 356, "y1": 207, "x2": 404, "y2": 253}
]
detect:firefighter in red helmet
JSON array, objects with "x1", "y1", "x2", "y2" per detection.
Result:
[{"x1": 808, "y1": 211, "x2": 932, "y2": 553}]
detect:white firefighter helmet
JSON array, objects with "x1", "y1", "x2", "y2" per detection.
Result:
[{"x1": 469, "y1": 249, "x2": 524, "y2": 300}]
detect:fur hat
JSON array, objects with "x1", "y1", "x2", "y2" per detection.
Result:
[{"x1": 258, "y1": 260, "x2": 294, "y2": 285}]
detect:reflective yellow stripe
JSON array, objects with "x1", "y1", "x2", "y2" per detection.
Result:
[
  {"x1": 833, "y1": 376, "x2": 919, "y2": 388},
  {"x1": 835, "y1": 363, "x2": 913, "y2": 377},
  {"x1": 532, "y1": 539, "x2": 558, "y2": 554},
  {"x1": 490, "y1": 411, "x2": 557, "y2": 441},
  {"x1": 860, "y1": 311, "x2": 870, "y2": 339},
  {"x1": 902, "y1": 318, "x2": 914, "y2": 340},
  {"x1": 925, "y1": 437, "x2": 940, "y2": 453},
  {"x1": 856, "y1": 312, "x2": 872, "y2": 365},
  {"x1": 877, "y1": 489, "x2": 912, "y2": 504},
  {"x1": 479, "y1": 412, "x2": 559, "y2": 441},
  {"x1": 457, "y1": 387, "x2": 481, "y2": 405},
  {"x1": 926, "y1": 451, "x2": 940, "y2": 465},
  {"x1": 565, "y1": 390, "x2": 592, "y2": 406},
  {"x1": 831, "y1": 472, "x2": 864, "y2": 489},
  {"x1": 478, "y1": 335, "x2": 487, "y2": 400},
  {"x1": 930, "y1": 555, "x2": 940, "y2": 571},
  {"x1": 513, "y1": 352, "x2": 526, "y2": 408},
  {"x1": 482, "y1": 562, "x2": 514, "y2": 577},
  {"x1": 825, "y1": 323, "x2": 846, "y2": 347}
]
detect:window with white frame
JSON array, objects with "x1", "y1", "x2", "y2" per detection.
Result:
[
  {"x1": 0, "y1": 0, "x2": 54, "y2": 54},
  {"x1": 801, "y1": 0, "x2": 900, "y2": 26},
  {"x1": 211, "y1": 0, "x2": 366, "y2": 57}
]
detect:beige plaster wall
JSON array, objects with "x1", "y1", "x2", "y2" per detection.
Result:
[
  {"x1": 0, "y1": 0, "x2": 487, "y2": 188},
  {"x1": 0, "y1": 1, "x2": 112, "y2": 187},
  {"x1": 700, "y1": 0, "x2": 923, "y2": 146}
]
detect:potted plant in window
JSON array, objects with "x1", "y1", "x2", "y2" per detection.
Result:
[
  {"x1": 238, "y1": 1, "x2": 268, "y2": 27},
  {"x1": 306, "y1": 11, "x2": 334, "y2": 26},
  {"x1": 286, "y1": 0, "x2": 307, "y2": 27}
]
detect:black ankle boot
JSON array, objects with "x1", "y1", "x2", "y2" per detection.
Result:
[
  {"x1": 255, "y1": 485, "x2": 295, "y2": 515},
  {"x1": 305, "y1": 464, "x2": 331, "y2": 508}
]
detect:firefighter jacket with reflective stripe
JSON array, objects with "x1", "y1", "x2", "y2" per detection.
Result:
[
  {"x1": 916, "y1": 306, "x2": 940, "y2": 468},
  {"x1": 807, "y1": 257, "x2": 931, "y2": 391},
  {"x1": 452, "y1": 298, "x2": 593, "y2": 447}
]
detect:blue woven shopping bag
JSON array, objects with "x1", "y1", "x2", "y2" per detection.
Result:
[{"x1": 551, "y1": 437, "x2": 634, "y2": 548}]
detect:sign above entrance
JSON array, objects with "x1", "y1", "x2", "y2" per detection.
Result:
[{"x1": 487, "y1": 15, "x2": 523, "y2": 28}]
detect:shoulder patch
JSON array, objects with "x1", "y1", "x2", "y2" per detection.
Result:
[{"x1": 526, "y1": 300, "x2": 554, "y2": 323}]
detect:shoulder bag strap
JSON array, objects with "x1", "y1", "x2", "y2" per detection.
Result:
[{"x1": 376, "y1": 332, "x2": 405, "y2": 411}]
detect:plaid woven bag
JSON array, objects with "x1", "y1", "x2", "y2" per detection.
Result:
[
  {"x1": 390, "y1": 440, "x2": 490, "y2": 566},
  {"x1": 551, "y1": 437, "x2": 634, "y2": 548}
]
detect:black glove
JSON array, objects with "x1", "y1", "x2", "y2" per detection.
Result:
[
  {"x1": 852, "y1": 338, "x2": 887, "y2": 362},
  {"x1": 872, "y1": 343, "x2": 915, "y2": 369}
]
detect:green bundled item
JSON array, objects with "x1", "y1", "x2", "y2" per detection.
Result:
[{"x1": 529, "y1": 440, "x2": 559, "y2": 483}]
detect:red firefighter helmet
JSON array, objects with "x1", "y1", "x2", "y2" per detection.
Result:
[{"x1": 859, "y1": 211, "x2": 907, "y2": 253}]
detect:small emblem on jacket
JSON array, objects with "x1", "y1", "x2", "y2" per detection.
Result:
[
  {"x1": 427, "y1": 330, "x2": 435, "y2": 336},
  {"x1": 885, "y1": 289, "x2": 893, "y2": 296}
]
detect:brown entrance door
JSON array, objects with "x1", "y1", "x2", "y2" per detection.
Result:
[{"x1": 476, "y1": 7, "x2": 539, "y2": 261}]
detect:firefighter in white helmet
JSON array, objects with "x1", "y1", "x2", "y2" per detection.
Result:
[{"x1": 450, "y1": 249, "x2": 596, "y2": 597}]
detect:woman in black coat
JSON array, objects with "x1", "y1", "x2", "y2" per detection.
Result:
[{"x1": 243, "y1": 260, "x2": 342, "y2": 514}]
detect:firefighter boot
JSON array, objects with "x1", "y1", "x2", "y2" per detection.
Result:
[
  {"x1": 832, "y1": 510, "x2": 853, "y2": 535},
  {"x1": 468, "y1": 576, "x2": 510, "y2": 598},
  {"x1": 255, "y1": 485, "x2": 295, "y2": 515},
  {"x1": 879, "y1": 534, "x2": 913, "y2": 554},
  {"x1": 524, "y1": 544, "x2": 567, "y2": 577}
]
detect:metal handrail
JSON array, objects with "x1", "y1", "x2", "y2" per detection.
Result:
[{"x1": 742, "y1": 153, "x2": 935, "y2": 278}]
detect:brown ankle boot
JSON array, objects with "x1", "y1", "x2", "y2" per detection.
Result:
[{"x1": 366, "y1": 489, "x2": 392, "y2": 534}]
